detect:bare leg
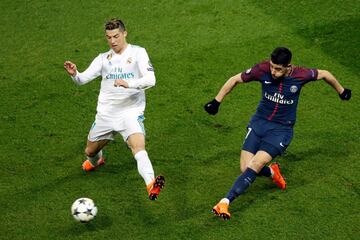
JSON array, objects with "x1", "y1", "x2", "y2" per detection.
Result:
[{"x1": 85, "y1": 139, "x2": 109, "y2": 157}]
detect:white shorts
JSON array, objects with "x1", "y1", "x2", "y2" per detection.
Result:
[{"x1": 88, "y1": 110, "x2": 145, "y2": 142}]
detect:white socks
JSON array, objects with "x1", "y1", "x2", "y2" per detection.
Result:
[
  {"x1": 134, "y1": 150, "x2": 155, "y2": 185},
  {"x1": 87, "y1": 150, "x2": 103, "y2": 166},
  {"x1": 86, "y1": 150, "x2": 155, "y2": 185}
]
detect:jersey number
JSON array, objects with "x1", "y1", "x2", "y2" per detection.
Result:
[{"x1": 245, "y1": 127, "x2": 252, "y2": 139}]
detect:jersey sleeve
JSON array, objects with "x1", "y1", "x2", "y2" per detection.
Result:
[
  {"x1": 71, "y1": 54, "x2": 102, "y2": 85},
  {"x1": 296, "y1": 67, "x2": 318, "y2": 85},
  {"x1": 240, "y1": 63, "x2": 263, "y2": 83},
  {"x1": 127, "y1": 48, "x2": 156, "y2": 89}
]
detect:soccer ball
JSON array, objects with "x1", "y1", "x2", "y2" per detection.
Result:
[{"x1": 71, "y1": 198, "x2": 98, "y2": 223}]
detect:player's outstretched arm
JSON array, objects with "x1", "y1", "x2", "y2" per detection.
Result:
[
  {"x1": 204, "y1": 73, "x2": 244, "y2": 115},
  {"x1": 317, "y1": 69, "x2": 351, "y2": 100},
  {"x1": 64, "y1": 55, "x2": 102, "y2": 86},
  {"x1": 215, "y1": 73, "x2": 244, "y2": 102}
]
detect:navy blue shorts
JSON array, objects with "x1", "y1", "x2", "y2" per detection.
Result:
[{"x1": 242, "y1": 116, "x2": 293, "y2": 158}]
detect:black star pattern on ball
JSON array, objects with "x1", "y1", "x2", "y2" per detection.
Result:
[
  {"x1": 86, "y1": 208, "x2": 93, "y2": 216},
  {"x1": 73, "y1": 209, "x2": 80, "y2": 216}
]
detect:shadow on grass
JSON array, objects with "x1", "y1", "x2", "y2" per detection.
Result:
[
  {"x1": 0, "y1": 163, "x2": 131, "y2": 209},
  {"x1": 296, "y1": 18, "x2": 360, "y2": 72},
  {"x1": 250, "y1": 1, "x2": 360, "y2": 73},
  {"x1": 284, "y1": 141, "x2": 350, "y2": 163},
  {"x1": 67, "y1": 214, "x2": 113, "y2": 234}
]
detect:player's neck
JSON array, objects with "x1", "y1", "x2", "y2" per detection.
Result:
[
  {"x1": 113, "y1": 43, "x2": 129, "y2": 54},
  {"x1": 285, "y1": 65, "x2": 293, "y2": 77}
]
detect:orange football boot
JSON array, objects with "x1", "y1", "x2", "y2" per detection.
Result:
[
  {"x1": 269, "y1": 162, "x2": 286, "y2": 189},
  {"x1": 82, "y1": 157, "x2": 105, "y2": 171},
  {"x1": 146, "y1": 175, "x2": 165, "y2": 200},
  {"x1": 212, "y1": 201, "x2": 231, "y2": 220}
]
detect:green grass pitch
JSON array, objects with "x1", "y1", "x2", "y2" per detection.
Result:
[{"x1": 0, "y1": 0, "x2": 359, "y2": 239}]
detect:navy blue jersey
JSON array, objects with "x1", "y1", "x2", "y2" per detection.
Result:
[{"x1": 241, "y1": 61, "x2": 318, "y2": 125}]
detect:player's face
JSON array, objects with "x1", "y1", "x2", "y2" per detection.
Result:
[
  {"x1": 270, "y1": 61, "x2": 289, "y2": 79},
  {"x1": 106, "y1": 28, "x2": 127, "y2": 54}
]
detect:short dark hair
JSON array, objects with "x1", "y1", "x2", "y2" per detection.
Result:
[
  {"x1": 105, "y1": 18, "x2": 126, "y2": 32},
  {"x1": 271, "y1": 47, "x2": 292, "y2": 66}
]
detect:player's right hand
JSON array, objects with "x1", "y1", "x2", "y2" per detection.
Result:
[
  {"x1": 204, "y1": 99, "x2": 220, "y2": 115},
  {"x1": 64, "y1": 61, "x2": 77, "y2": 76},
  {"x1": 339, "y1": 88, "x2": 351, "y2": 100}
]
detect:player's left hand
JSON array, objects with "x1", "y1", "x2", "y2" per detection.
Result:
[
  {"x1": 339, "y1": 88, "x2": 351, "y2": 100},
  {"x1": 204, "y1": 99, "x2": 220, "y2": 115},
  {"x1": 114, "y1": 79, "x2": 129, "y2": 88}
]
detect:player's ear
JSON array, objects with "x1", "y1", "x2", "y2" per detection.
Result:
[{"x1": 123, "y1": 31, "x2": 128, "y2": 37}]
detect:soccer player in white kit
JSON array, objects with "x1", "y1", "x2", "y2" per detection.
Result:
[{"x1": 63, "y1": 19, "x2": 164, "y2": 200}]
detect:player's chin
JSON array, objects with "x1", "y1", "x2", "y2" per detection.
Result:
[{"x1": 272, "y1": 75, "x2": 283, "y2": 80}]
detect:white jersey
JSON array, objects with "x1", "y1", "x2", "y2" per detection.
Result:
[{"x1": 71, "y1": 44, "x2": 155, "y2": 117}]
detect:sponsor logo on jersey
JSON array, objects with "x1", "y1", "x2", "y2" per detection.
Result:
[
  {"x1": 105, "y1": 67, "x2": 135, "y2": 80},
  {"x1": 264, "y1": 92, "x2": 294, "y2": 105},
  {"x1": 290, "y1": 85, "x2": 298, "y2": 93}
]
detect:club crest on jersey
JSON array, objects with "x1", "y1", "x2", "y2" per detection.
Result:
[
  {"x1": 107, "y1": 53, "x2": 113, "y2": 65},
  {"x1": 290, "y1": 85, "x2": 298, "y2": 93},
  {"x1": 127, "y1": 57, "x2": 132, "y2": 64}
]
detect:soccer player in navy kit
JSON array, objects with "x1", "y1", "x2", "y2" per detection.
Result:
[{"x1": 204, "y1": 47, "x2": 351, "y2": 220}]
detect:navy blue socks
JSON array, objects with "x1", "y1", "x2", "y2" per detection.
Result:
[
  {"x1": 257, "y1": 165, "x2": 271, "y2": 177},
  {"x1": 226, "y1": 168, "x2": 257, "y2": 202}
]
